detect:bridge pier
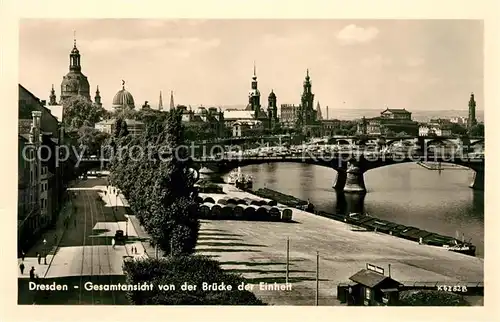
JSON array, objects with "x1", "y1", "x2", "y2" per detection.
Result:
[
  {"x1": 470, "y1": 169, "x2": 484, "y2": 191},
  {"x1": 343, "y1": 164, "x2": 367, "y2": 193},
  {"x1": 333, "y1": 170, "x2": 347, "y2": 191}
]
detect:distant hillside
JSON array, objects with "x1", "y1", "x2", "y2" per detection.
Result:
[{"x1": 219, "y1": 105, "x2": 484, "y2": 123}]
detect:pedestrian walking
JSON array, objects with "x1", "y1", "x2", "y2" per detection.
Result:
[
  {"x1": 37, "y1": 252, "x2": 41, "y2": 265},
  {"x1": 20, "y1": 262, "x2": 25, "y2": 274},
  {"x1": 135, "y1": 247, "x2": 138, "y2": 254},
  {"x1": 29, "y1": 267, "x2": 35, "y2": 280},
  {"x1": 111, "y1": 238, "x2": 115, "y2": 249}
]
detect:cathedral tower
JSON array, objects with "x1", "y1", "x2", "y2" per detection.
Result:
[
  {"x1": 298, "y1": 69, "x2": 315, "y2": 127},
  {"x1": 94, "y1": 85, "x2": 102, "y2": 108},
  {"x1": 268, "y1": 90, "x2": 278, "y2": 126},
  {"x1": 60, "y1": 33, "x2": 91, "y2": 102},
  {"x1": 467, "y1": 92, "x2": 477, "y2": 129},
  {"x1": 246, "y1": 63, "x2": 261, "y2": 116},
  {"x1": 49, "y1": 84, "x2": 57, "y2": 105}
]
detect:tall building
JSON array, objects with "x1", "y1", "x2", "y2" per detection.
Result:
[
  {"x1": 60, "y1": 36, "x2": 91, "y2": 102},
  {"x1": 267, "y1": 90, "x2": 278, "y2": 127},
  {"x1": 94, "y1": 85, "x2": 102, "y2": 108},
  {"x1": 18, "y1": 85, "x2": 67, "y2": 252},
  {"x1": 246, "y1": 63, "x2": 261, "y2": 117},
  {"x1": 297, "y1": 69, "x2": 316, "y2": 128},
  {"x1": 467, "y1": 92, "x2": 477, "y2": 129},
  {"x1": 48, "y1": 84, "x2": 57, "y2": 106}
]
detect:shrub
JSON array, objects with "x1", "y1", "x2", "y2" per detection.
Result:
[
  {"x1": 398, "y1": 290, "x2": 470, "y2": 306},
  {"x1": 122, "y1": 255, "x2": 265, "y2": 305}
]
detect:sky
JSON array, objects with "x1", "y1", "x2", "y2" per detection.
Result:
[{"x1": 19, "y1": 19, "x2": 483, "y2": 113}]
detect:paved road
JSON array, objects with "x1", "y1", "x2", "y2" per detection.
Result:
[{"x1": 18, "y1": 178, "x2": 144, "y2": 305}]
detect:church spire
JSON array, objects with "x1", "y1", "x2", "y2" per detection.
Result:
[
  {"x1": 159, "y1": 91, "x2": 163, "y2": 110},
  {"x1": 94, "y1": 85, "x2": 102, "y2": 107},
  {"x1": 316, "y1": 101, "x2": 323, "y2": 120},
  {"x1": 69, "y1": 31, "x2": 81, "y2": 72},
  {"x1": 49, "y1": 84, "x2": 57, "y2": 105},
  {"x1": 169, "y1": 90, "x2": 175, "y2": 110}
]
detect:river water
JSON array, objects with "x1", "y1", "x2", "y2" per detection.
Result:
[{"x1": 233, "y1": 163, "x2": 484, "y2": 258}]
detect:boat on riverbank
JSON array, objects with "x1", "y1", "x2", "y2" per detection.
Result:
[
  {"x1": 251, "y1": 188, "x2": 477, "y2": 257},
  {"x1": 227, "y1": 167, "x2": 253, "y2": 190}
]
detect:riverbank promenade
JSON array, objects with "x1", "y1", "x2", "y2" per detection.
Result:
[
  {"x1": 19, "y1": 178, "x2": 483, "y2": 305},
  {"x1": 195, "y1": 184, "x2": 484, "y2": 305}
]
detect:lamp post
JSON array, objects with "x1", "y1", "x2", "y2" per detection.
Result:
[{"x1": 43, "y1": 239, "x2": 47, "y2": 265}]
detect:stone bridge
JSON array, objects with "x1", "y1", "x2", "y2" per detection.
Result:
[{"x1": 192, "y1": 153, "x2": 484, "y2": 194}]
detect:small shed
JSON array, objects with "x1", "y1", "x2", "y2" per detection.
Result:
[{"x1": 346, "y1": 265, "x2": 402, "y2": 306}]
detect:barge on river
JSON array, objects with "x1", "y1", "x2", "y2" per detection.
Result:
[{"x1": 252, "y1": 188, "x2": 477, "y2": 257}]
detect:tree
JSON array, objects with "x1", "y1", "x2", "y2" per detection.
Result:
[
  {"x1": 77, "y1": 126, "x2": 110, "y2": 156},
  {"x1": 398, "y1": 290, "x2": 470, "y2": 306},
  {"x1": 449, "y1": 123, "x2": 467, "y2": 135},
  {"x1": 122, "y1": 256, "x2": 265, "y2": 305},
  {"x1": 62, "y1": 95, "x2": 105, "y2": 131},
  {"x1": 469, "y1": 123, "x2": 484, "y2": 137},
  {"x1": 110, "y1": 109, "x2": 200, "y2": 255}
]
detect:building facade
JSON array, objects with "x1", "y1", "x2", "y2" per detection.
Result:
[
  {"x1": 18, "y1": 85, "x2": 67, "y2": 253},
  {"x1": 178, "y1": 105, "x2": 226, "y2": 139},
  {"x1": 280, "y1": 104, "x2": 298, "y2": 129},
  {"x1": 357, "y1": 108, "x2": 419, "y2": 136}
]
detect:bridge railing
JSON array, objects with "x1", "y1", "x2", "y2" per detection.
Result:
[{"x1": 80, "y1": 152, "x2": 485, "y2": 163}]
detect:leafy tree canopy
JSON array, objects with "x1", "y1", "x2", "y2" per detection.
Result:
[
  {"x1": 122, "y1": 256, "x2": 265, "y2": 305},
  {"x1": 469, "y1": 123, "x2": 484, "y2": 137},
  {"x1": 62, "y1": 95, "x2": 105, "y2": 131},
  {"x1": 77, "y1": 125, "x2": 110, "y2": 156},
  {"x1": 398, "y1": 290, "x2": 470, "y2": 306}
]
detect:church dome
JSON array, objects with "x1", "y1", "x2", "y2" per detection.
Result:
[
  {"x1": 268, "y1": 90, "x2": 276, "y2": 99},
  {"x1": 60, "y1": 71, "x2": 90, "y2": 101},
  {"x1": 113, "y1": 84, "x2": 135, "y2": 109}
]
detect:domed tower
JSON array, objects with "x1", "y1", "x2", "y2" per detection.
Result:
[
  {"x1": 112, "y1": 80, "x2": 135, "y2": 109},
  {"x1": 60, "y1": 34, "x2": 91, "y2": 102},
  {"x1": 246, "y1": 63, "x2": 261, "y2": 116}
]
